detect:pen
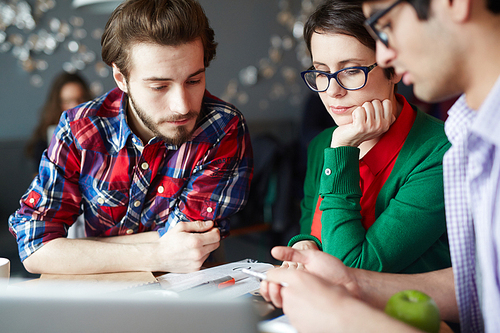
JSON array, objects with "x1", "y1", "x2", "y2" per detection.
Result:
[
  {"x1": 241, "y1": 268, "x2": 289, "y2": 287},
  {"x1": 189, "y1": 275, "x2": 236, "y2": 291}
]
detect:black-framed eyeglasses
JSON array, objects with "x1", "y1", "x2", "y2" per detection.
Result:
[
  {"x1": 364, "y1": 0, "x2": 404, "y2": 48},
  {"x1": 301, "y1": 63, "x2": 378, "y2": 92}
]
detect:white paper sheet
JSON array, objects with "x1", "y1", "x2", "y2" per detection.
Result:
[{"x1": 156, "y1": 259, "x2": 274, "y2": 298}]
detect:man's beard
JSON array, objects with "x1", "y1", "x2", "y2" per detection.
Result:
[{"x1": 127, "y1": 89, "x2": 201, "y2": 146}]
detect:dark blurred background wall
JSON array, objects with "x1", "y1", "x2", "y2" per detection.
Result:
[{"x1": 0, "y1": 0, "x2": 314, "y2": 141}]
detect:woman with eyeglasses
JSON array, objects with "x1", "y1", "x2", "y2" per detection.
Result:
[{"x1": 281, "y1": 0, "x2": 451, "y2": 274}]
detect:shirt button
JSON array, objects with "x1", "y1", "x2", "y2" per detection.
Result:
[
  {"x1": 141, "y1": 162, "x2": 149, "y2": 170},
  {"x1": 206, "y1": 207, "x2": 213, "y2": 213},
  {"x1": 126, "y1": 229, "x2": 134, "y2": 235},
  {"x1": 134, "y1": 200, "x2": 141, "y2": 207},
  {"x1": 325, "y1": 168, "x2": 332, "y2": 176},
  {"x1": 97, "y1": 197, "x2": 105, "y2": 205},
  {"x1": 29, "y1": 198, "x2": 35, "y2": 204},
  {"x1": 158, "y1": 186, "x2": 164, "y2": 194}
]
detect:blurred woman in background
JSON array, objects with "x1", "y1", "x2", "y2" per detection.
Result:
[{"x1": 26, "y1": 72, "x2": 92, "y2": 166}]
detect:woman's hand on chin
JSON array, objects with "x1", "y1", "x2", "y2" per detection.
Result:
[{"x1": 331, "y1": 99, "x2": 395, "y2": 148}]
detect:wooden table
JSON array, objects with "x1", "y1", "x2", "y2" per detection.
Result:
[{"x1": 40, "y1": 271, "x2": 157, "y2": 285}]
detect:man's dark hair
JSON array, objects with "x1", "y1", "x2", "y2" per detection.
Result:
[
  {"x1": 488, "y1": 0, "x2": 500, "y2": 13},
  {"x1": 304, "y1": 0, "x2": 395, "y2": 79},
  {"x1": 101, "y1": 0, "x2": 217, "y2": 80},
  {"x1": 362, "y1": 0, "x2": 499, "y2": 19},
  {"x1": 412, "y1": 0, "x2": 499, "y2": 17}
]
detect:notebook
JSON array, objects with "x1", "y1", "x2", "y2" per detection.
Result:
[{"x1": 0, "y1": 279, "x2": 259, "y2": 333}]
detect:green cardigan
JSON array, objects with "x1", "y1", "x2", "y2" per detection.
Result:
[{"x1": 290, "y1": 107, "x2": 452, "y2": 274}]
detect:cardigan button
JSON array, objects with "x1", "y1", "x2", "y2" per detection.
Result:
[{"x1": 325, "y1": 168, "x2": 332, "y2": 176}]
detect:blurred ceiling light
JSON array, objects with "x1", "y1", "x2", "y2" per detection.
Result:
[{"x1": 72, "y1": 0, "x2": 123, "y2": 14}]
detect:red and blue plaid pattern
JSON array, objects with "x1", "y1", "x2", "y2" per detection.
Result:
[{"x1": 9, "y1": 88, "x2": 253, "y2": 262}]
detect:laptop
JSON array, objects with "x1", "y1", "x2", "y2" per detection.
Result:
[{"x1": 0, "y1": 279, "x2": 259, "y2": 333}]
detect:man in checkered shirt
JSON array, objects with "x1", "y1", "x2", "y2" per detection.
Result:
[{"x1": 9, "y1": 0, "x2": 253, "y2": 275}]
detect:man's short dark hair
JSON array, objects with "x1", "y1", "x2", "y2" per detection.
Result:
[
  {"x1": 101, "y1": 0, "x2": 217, "y2": 80},
  {"x1": 362, "y1": 0, "x2": 499, "y2": 19},
  {"x1": 412, "y1": 0, "x2": 500, "y2": 17}
]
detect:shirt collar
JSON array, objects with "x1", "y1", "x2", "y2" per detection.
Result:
[
  {"x1": 362, "y1": 94, "x2": 416, "y2": 175},
  {"x1": 116, "y1": 89, "x2": 185, "y2": 151},
  {"x1": 445, "y1": 94, "x2": 476, "y2": 146},
  {"x1": 115, "y1": 90, "x2": 134, "y2": 151},
  {"x1": 117, "y1": 92, "x2": 171, "y2": 150},
  {"x1": 444, "y1": 75, "x2": 500, "y2": 148},
  {"x1": 470, "y1": 74, "x2": 500, "y2": 146},
  {"x1": 114, "y1": 89, "x2": 216, "y2": 152},
  {"x1": 86, "y1": 88, "x2": 133, "y2": 155}
]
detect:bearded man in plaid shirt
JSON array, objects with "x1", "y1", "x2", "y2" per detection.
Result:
[{"x1": 9, "y1": 0, "x2": 253, "y2": 275}]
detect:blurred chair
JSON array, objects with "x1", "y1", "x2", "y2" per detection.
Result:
[{"x1": 229, "y1": 134, "x2": 300, "y2": 246}]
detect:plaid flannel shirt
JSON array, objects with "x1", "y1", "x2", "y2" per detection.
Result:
[{"x1": 9, "y1": 88, "x2": 253, "y2": 262}]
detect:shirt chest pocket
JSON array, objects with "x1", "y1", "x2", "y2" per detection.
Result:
[
  {"x1": 154, "y1": 176, "x2": 188, "y2": 198},
  {"x1": 83, "y1": 183, "x2": 129, "y2": 225},
  {"x1": 152, "y1": 176, "x2": 187, "y2": 211},
  {"x1": 153, "y1": 175, "x2": 217, "y2": 221}
]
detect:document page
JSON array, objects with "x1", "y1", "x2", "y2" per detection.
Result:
[{"x1": 156, "y1": 259, "x2": 274, "y2": 298}]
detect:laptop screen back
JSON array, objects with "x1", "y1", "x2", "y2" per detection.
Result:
[{"x1": 0, "y1": 280, "x2": 259, "y2": 333}]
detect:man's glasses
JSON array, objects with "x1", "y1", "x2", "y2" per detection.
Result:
[
  {"x1": 364, "y1": 0, "x2": 404, "y2": 48},
  {"x1": 301, "y1": 63, "x2": 378, "y2": 92}
]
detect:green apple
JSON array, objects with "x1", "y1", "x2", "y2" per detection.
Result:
[{"x1": 384, "y1": 289, "x2": 441, "y2": 333}]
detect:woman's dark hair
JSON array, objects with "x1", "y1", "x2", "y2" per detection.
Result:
[
  {"x1": 486, "y1": 0, "x2": 499, "y2": 13},
  {"x1": 304, "y1": 0, "x2": 395, "y2": 80},
  {"x1": 26, "y1": 72, "x2": 91, "y2": 159},
  {"x1": 101, "y1": 0, "x2": 217, "y2": 80}
]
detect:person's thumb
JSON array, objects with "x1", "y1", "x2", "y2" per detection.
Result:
[{"x1": 271, "y1": 246, "x2": 308, "y2": 265}]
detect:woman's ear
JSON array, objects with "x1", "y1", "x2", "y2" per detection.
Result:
[
  {"x1": 112, "y1": 63, "x2": 128, "y2": 93},
  {"x1": 447, "y1": 0, "x2": 472, "y2": 23},
  {"x1": 391, "y1": 71, "x2": 403, "y2": 86}
]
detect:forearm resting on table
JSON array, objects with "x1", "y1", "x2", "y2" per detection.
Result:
[
  {"x1": 23, "y1": 233, "x2": 160, "y2": 274},
  {"x1": 355, "y1": 267, "x2": 459, "y2": 323},
  {"x1": 86, "y1": 230, "x2": 160, "y2": 243}
]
